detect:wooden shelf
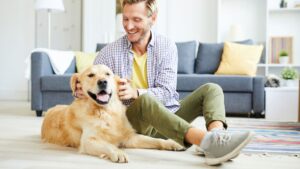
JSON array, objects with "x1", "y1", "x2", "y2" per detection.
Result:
[
  {"x1": 257, "y1": 64, "x2": 300, "y2": 67},
  {"x1": 257, "y1": 64, "x2": 266, "y2": 67},
  {"x1": 269, "y1": 8, "x2": 300, "y2": 13},
  {"x1": 267, "y1": 64, "x2": 300, "y2": 67}
]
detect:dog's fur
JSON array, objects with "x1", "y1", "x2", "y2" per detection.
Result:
[{"x1": 41, "y1": 64, "x2": 184, "y2": 163}]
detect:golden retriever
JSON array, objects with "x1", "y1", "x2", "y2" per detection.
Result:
[{"x1": 41, "y1": 64, "x2": 184, "y2": 163}]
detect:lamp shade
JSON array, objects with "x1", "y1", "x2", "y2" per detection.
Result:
[{"x1": 35, "y1": 0, "x2": 65, "y2": 12}]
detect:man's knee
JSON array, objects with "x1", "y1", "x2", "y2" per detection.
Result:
[{"x1": 201, "y1": 83, "x2": 224, "y2": 96}]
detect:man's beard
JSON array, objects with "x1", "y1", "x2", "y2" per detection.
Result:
[{"x1": 129, "y1": 24, "x2": 151, "y2": 44}]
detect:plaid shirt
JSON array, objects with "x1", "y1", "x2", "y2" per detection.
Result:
[{"x1": 94, "y1": 32, "x2": 180, "y2": 113}]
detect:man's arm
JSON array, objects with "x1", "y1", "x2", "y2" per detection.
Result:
[
  {"x1": 94, "y1": 51, "x2": 110, "y2": 67},
  {"x1": 91, "y1": 40, "x2": 178, "y2": 105},
  {"x1": 138, "y1": 43, "x2": 178, "y2": 104}
]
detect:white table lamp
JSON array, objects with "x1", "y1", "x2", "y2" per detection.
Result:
[{"x1": 35, "y1": 0, "x2": 65, "y2": 48}]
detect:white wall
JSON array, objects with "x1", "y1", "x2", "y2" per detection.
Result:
[
  {"x1": 162, "y1": 0, "x2": 218, "y2": 42},
  {"x1": 152, "y1": 0, "x2": 168, "y2": 36},
  {"x1": 82, "y1": 0, "x2": 116, "y2": 52},
  {"x1": 36, "y1": 0, "x2": 82, "y2": 50},
  {"x1": 0, "y1": 0, "x2": 35, "y2": 100},
  {"x1": 218, "y1": 0, "x2": 267, "y2": 42}
]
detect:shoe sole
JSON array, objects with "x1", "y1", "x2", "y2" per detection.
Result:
[
  {"x1": 205, "y1": 131, "x2": 254, "y2": 166},
  {"x1": 196, "y1": 147, "x2": 239, "y2": 160}
]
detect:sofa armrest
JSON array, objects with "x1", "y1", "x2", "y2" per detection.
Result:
[
  {"x1": 253, "y1": 76, "x2": 265, "y2": 113},
  {"x1": 31, "y1": 52, "x2": 54, "y2": 111}
]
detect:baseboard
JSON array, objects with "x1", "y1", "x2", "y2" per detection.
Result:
[{"x1": 0, "y1": 89, "x2": 29, "y2": 101}]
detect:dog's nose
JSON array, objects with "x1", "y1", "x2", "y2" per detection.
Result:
[{"x1": 97, "y1": 80, "x2": 107, "y2": 89}]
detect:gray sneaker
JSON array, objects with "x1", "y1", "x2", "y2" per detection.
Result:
[
  {"x1": 195, "y1": 145, "x2": 240, "y2": 159},
  {"x1": 200, "y1": 130, "x2": 254, "y2": 166},
  {"x1": 195, "y1": 146, "x2": 205, "y2": 155}
]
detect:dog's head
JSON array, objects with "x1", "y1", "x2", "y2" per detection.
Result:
[{"x1": 70, "y1": 65, "x2": 120, "y2": 106}]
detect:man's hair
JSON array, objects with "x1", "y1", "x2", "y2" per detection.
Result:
[{"x1": 121, "y1": 0, "x2": 158, "y2": 17}]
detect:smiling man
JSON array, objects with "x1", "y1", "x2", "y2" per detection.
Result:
[{"x1": 76, "y1": 0, "x2": 253, "y2": 166}]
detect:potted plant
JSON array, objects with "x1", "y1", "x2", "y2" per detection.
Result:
[
  {"x1": 281, "y1": 67, "x2": 299, "y2": 87},
  {"x1": 279, "y1": 50, "x2": 289, "y2": 64}
]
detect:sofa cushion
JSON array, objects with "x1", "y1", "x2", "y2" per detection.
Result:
[
  {"x1": 177, "y1": 74, "x2": 253, "y2": 92},
  {"x1": 195, "y1": 39, "x2": 253, "y2": 74},
  {"x1": 215, "y1": 42, "x2": 263, "y2": 76},
  {"x1": 96, "y1": 43, "x2": 107, "y2": 52},
  {"x1": 41, "y1": 75, "x2": 72, "y2": 91},
  {"x1": 176, "y1": 41, "x2": 197, "y2": 74},
  {"x1": 75, "y1": 51, "x2": 98, "y2": 73}
]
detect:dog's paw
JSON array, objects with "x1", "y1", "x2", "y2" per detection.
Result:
[
  {"x1": 109, "y1": 149, "x2": 129, "y2": 163},
  {"x1": 99, "y1": 154, "x2": 109, "y2": 160},
  {"x1": 163, "y1": 139, "x2": 186, "y2": 151}
]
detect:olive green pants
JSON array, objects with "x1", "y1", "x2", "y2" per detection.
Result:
[{"x1": 126, "y1": 83, "x2": 227, "y2": 147}]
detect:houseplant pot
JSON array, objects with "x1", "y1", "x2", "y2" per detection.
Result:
[
  {"x1": 281, "y1": 67, "x2": 299, "y2": 87},
  {"x1": 279, "y1": 50, "x2": 289, "y2": 64}
]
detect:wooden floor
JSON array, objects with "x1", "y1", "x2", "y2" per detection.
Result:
[{"x1": 0, "y1": 101, "x2": 299, "y2": 169}]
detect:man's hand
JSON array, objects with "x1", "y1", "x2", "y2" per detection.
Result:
[
  {"x1": 118, "y1": 78, "x2": 138, "y2": 100},
  {"x1": 74, "y1": 81, "x2": 87, "y2": 99}
]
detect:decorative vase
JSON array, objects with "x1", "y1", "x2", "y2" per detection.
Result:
[
  {"x1": 285, "y1": 79, "x2": 295, "y2": 87},
  {"x1": 279, "y1": 57, "x2": 289, "y2": 64}
]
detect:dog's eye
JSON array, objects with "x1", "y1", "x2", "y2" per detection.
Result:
[
  {"x1": 106, "y1": 72, "x2": 110, "y2": 76},
  {"x1": 87, "y1": 73, "x2": 95, "y2": 78}
]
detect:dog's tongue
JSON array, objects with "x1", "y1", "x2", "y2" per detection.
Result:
[{"x1": 97, "y1": 94, "x2": 110, "y2": 102}]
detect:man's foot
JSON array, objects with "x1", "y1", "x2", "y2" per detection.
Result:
[{"x1": 200, "y1": 130, "x2": 254, "y2": 166}]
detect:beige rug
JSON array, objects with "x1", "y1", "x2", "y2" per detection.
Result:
[{"x1": 0, "y1": 101, "x2": 299, "y2": 169}]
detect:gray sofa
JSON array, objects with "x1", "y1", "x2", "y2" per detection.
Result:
[{"x1": 31, "y1": 40, "x2": 265, "y2": 117}]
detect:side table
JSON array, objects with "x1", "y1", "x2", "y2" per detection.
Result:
[{"x1": 265, "y1": 87, "x2": 299, "y2": 122}]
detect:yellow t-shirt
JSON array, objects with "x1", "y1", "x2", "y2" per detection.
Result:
[{"x1": 131, "y1": 51, "x2": 148, "y2": 89}]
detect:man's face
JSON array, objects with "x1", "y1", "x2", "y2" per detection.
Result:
[{"x1": 122, "y1": 2, "x2": 156, "y2": 44}]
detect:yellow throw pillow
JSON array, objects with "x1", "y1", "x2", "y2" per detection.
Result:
[
  {"x1": 215, "y1": 42, "x2": 263, "y2": 76},
  {"x1": 75, "y1": 52, "x2": 98, "y2": 73}
]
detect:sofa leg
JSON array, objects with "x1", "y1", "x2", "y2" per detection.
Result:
[
  {"x1": 36, "y1": 110, "x2": 43, "y2": 117},
  {"x1": 250, "y1": 111, "x2": 265, "y2": 118}
]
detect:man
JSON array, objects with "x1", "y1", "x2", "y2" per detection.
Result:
[{"x1": 75, "y1": 0, "x2": 253, "y2": 166}]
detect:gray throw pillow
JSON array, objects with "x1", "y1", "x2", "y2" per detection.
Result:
[
  {"x1": 195, "y1": 39, "x2": 253, "y2": 74},
  {"x1": 176, "y1": 41, "x2": 197, "y2": 74}
]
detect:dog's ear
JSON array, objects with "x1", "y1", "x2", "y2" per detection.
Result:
[{"x1": 70, "y1": 73, "x2": 80, "y2": 95}]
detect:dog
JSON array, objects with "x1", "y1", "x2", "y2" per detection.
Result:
[{"x1": 41, "y1": 64, "x2": 184, "y2": 163}]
